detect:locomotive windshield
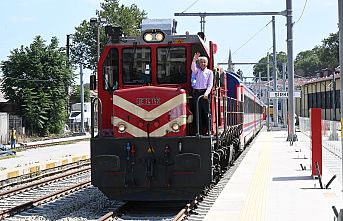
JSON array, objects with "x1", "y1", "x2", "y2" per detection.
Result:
[
  {"x1": 122, "y1": 47, "x2": 152, "y2": 84},
  {"x1": 102, "y1": 48, "x2": 119, "y2": 91},
  {"x1": 157, "y1": 46, "x2": 187, "y2": 84}
]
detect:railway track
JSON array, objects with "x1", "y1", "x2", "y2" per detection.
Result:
[
  {"x1": 0, "y1": 160, "x2": 90, "y2": 190},
  {"x1": 14, "y1": 135, "x2": 90, "y2": 151},
  {"x1": 0, "y1": 168, "x2": 91, "y2": 219},
  {"x1": 98, "y1": 201, "x2": 185, "y2": 221},
  {"x1": 0, "y1": 133, "x2": 258, "y2": 220},
  {"x1": 95, "y1": 131, "x2": 341, "y2": 221},
  {"x1": 0, "y1": 133, "x2": 91, "y2": 190},
  {"x1": 97, "y1": 132, "x2": 258, "y2": 221}
]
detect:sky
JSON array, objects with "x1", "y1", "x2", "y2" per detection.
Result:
[{"x1": 0, "y1": 0, "x2": 339, "y2": 83}]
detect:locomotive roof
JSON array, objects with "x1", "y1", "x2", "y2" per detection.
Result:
[{"x1": 106, "y1": 32, "x2": 207, "y2": 47}]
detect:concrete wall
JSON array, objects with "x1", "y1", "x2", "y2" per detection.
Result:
[{"x1": 0, "y1": 113, "x2": 9, "y2": 144}]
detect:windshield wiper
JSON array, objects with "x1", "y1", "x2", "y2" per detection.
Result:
[
  {"x1": 164, "y1": 41, "x2": 172, "y2": 77},
  {"x1": 129, "y1": 42, "x2": 137, "y2": 79}
]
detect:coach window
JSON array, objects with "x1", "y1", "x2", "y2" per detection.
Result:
[
  {"x1": 309, "y1": 93, "x2": 313, "y2": 108},
  {"x1": 326, "y1": 91, "x2": 332, "y2": 109},
  {"x1": 122, "y1": 47, "x2": 151, "y2": 84},
  {"x1": 157, "y1": 47, "x2": 186, "y2": 84},
  {"x1": 336, "y1": 90, "x2": 340, "y2": 109},
  {"x1": 102, "y1": 48, "x2": 119, "y2": 91}
]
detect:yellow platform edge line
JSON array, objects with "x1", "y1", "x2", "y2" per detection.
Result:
[
  {"x1": 0, "y1": 153, "x2": 90, "y2": 181},
  {"x1": 239, "y1": 136, "x2": 272, "y2": 221}
]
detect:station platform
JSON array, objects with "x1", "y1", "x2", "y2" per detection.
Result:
[
  {"x1": 204, "y1": 129, "x2": 343, "y2": 221},
  {"x1": 0, "y1": 135, "x2": 90, "y2": 181},
  {"x1": 2, "y1": 133, "x2": 90, "y2": 149}
]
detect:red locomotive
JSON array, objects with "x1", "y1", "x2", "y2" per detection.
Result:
[{"x1": 90, "y1": 19, "x2": 264, "y2": 201}]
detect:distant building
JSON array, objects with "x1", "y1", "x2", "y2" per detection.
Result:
[
  {"x1": 298, "y1": 71, "x2": 341, "y2": 121},
  {"x1": 0, "y1": 84, "x2": 21, "y2": 144},
  {"x1": 0, "y1": 91, "x2": 9, "y2": 144},
  {"x1": 68, "y1": 102, "x2": 92, "y2": 132}
]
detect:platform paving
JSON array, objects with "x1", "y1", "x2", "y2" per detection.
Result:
[
  {"x1": 0, "y1": 135, "x2": 90, "y2": 180},
  {"x1": 204, "y1": 129, "x2": 343, "y2": 221}
]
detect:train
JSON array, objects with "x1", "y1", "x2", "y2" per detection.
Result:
[{"x1": 90, "y1": 19, "x2": 264, "y2": 201}]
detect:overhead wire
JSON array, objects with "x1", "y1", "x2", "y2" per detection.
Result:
[
  {"x1": 232, "y1": 20, "x2": 272, "y2": 56},
  {"x1": 2, "y1": 76, "x2": 55, "y2": 82},
  {"x1": 295, "y1": 0, "x2": 308, "y2": 24},
  {"x1": 181, "y1": 0, "x2": 201, "y2": 13},
  {"x1": 220, "y1": 2, "x2": 307, "y2": 69},
  {"x1": 220, "y1": 20, "x2": 273, "y2": 64}
]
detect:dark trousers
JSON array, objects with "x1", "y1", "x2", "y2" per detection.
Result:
[
  {"x1": 192, "y1": 89, "x2": 211, "y2": 135},
  {"x1": 10, "y1": 139, "x2": 16, "y2": 148}
]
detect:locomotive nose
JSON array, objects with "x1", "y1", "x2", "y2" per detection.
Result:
[{"x1": 112, "y1": 86, "x2": 187, "y2": 138}]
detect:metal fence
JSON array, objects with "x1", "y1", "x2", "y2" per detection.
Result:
[
  {"x1": 299, "y1": 116, "x2": 342, "y2": 160},
  {"x1": 299, "y1": 117, "x2": 340, "y2": 139},
  {"x1": 67, "y1": 119, "x2": 92, "y2": 133}
]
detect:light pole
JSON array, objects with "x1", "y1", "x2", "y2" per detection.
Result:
[
  {"x1": 338, "y1": 0, "x2": 343, "y2": 194},
  {"x1": 80, "y1": 63, "x2": 85, "y2": 134},
  {"x1": 272, "y1": 16, "x2": 278, "y2": 127},
  {"x1": 286, "y1": 0, "x2": 297, "y2": 143},
  {"x1": 65, "y1": 34, "x2": 71, "y2": 113},
  {"x1": 65, "y1": 34, "x2": 86, "y2": 134},
  {"x1": 282, "y1": 63, "x2": 287, "y2": 128},
  {"x1": 65, "y1": 34, "x2": 74, "y2": 126},
  {"x1": 90, "y1": 15, "x2": 107, "y2": 64},
  {"x1": 267, "y1": 52, "x2": 270, "y2": 131},
  {"x1": 90, "y1": 15, "x2": 106, "y2": 92},
  {"x1": 90, "y1": 17, "x2": 100, "y2": 63}
]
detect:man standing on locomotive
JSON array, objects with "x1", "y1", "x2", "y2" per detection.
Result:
[{"x1": 191, "y1": 52, "x2": 213, "y2": 135}]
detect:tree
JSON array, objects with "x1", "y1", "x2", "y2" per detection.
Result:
[
  {"x1": 253, "y1": 52, "x2": 287, "y2": 81},
  {"x1": 294, "y1": 49, "x2": 321, "y2": 77},
  {"x1": 70, "y1": 0, "x2": 147, "y2": 71},
  {"x1": 69, "y1": 84, "x2": 91, "y2": 104},
  {"x1": 236, "y1": 69, "x2": 243, "y2": 79},
  {"x1": 294, "y1": 32, "x2": 339, "y2": 77},
  {"x1": 1, "y1": 36, "x2": 74, "y2": 136},
  {"x1": 318, "y1": 32, "x2": 339, "y2": 70}
]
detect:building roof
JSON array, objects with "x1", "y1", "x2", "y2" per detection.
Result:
[{"x1": 301, "y1": 73, "x2": 340, "y2": 86}]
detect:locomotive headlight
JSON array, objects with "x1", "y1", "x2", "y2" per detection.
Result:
[
  {"x1": 155, "y1": 32, "x2": 164, "y2": 41},
  {"x1": 171, "y1": 122, "x2": 180, "y2": 132},
  {"x1": 144, "y1": 33, "x2": 153, "y2": 42},
  {"x1": 143, "y1": 30, "x2": 165, "y2": 42},
  {"x1": 117, "y1": 123, "x2": 127, "y2": 133}
]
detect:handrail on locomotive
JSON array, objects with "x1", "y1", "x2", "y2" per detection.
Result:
[
  {"x1": 90, "y1": 97, "x2": 102, "y2": 138},
  {"x1": 195, "y1": 94, "x2": 211, "y2": 137}
]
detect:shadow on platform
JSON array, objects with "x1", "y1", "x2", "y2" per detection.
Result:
[{"x1": 272, "y1": 176, "x2": 313, "y2": 181}]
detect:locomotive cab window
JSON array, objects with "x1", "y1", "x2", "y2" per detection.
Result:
[
  {"x1": 157, "y1": 47, "x2": 186, "y2": 84},
  {"x1": 102, "y1": 48, "x2": 119, "y2": 91},
  {"x1": 122, "y1": 47, "x2": 152, "y2": 85}
]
